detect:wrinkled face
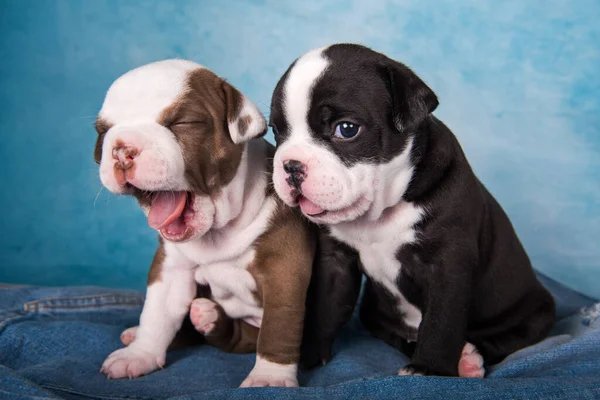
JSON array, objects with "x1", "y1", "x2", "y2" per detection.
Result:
[
  {"x1": 270, "y1": 44, "x2": 439, "y2": 224},
  {"x1": 95, "y1": 60, "x2": 266, "y2": 242}
]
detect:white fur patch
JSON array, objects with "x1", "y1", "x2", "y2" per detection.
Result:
[
  {"x1": 100, "y1": 59, "x2": 202, "y2": 123},
  {"x1": 283, "y1": 46, "x2": 329, "y2": 144},
  {"x1": 240, "y1": 356, "x2": 298, "y2": 388},
  {"x1": 331, "y1": 200, "x2": 425, "y2": 329},
  {"x1": 194, "y1": 249, "x2": 263, "y2": 327}
]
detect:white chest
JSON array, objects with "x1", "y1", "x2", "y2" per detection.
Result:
[
  {"x1": 330, "y1": 201, "x2": 424, "y2": 328},
  {"x1": 191, "y1": 249, "x2": 263, "y2": 327},
  {"x1": 168, "y1": 197, "x2": 278, "y2": 328},
  {"x1": 172, "y1": 241, "x2": 263, "y2": 327}
]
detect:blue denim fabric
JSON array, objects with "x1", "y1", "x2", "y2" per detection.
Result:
[{"x1": 0, "y1": 277, "x2": 598, "y2": 400}]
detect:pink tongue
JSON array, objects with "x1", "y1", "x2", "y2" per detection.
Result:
[
  {"x1": 299, "y1": 196, "x2": 325, "y2": 216},
  {"x1": 148, "y1": 191, "x2": 187, "y2": 230}
]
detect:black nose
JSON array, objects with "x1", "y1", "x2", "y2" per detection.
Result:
[
  {"x1": 284, "y1": 160, "x2": 305, "y2": 189},
  {"x1": 283, "y1": 160, "x2": 304, "y2": 175}
]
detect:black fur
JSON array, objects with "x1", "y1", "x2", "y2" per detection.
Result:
[
  {"x1": 299, "y1": 228, "x2": 362, "y2": 368},
  {"x1": 272, "y1": 43, "x2": 556, "y2": 376}
]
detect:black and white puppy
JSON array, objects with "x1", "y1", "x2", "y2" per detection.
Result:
[{"x1": 269, "y1": 44, "x2": 556, "y2": 377}]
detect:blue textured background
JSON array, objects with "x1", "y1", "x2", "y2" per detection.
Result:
[{"x1": 0, "y1": 0, "x2": 598, "y2": 297}]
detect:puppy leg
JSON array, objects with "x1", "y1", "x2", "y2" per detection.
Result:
[
  {"x1": 101, "y1": 245, "x2": 196, "y2": 379},
  {"x1": 300, "y1": 232, "x2": 362, "y2": 368},
  {"x1": 241, "y1": 251, "x2": 313, "y2": 387},
  {"x1": 400, "y1": 242, "x2": 474, "y2": 377}
]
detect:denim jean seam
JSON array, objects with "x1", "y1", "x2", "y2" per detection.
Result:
[
  {"x1": 24, "y1": 294, "x2": 144, "y2": 312},
  {"x1": 26, "y1": 301, "x2": 144, "y2": 312},
  {"x1": 41, "y1": 383, "x2": 153, "y2": 400},
  {"x1": 0, "y1": 312, "x2": 27, "y2": 332},
  {"x1": 0, "y1": 295, "x2": 142, "y2": 333},
  {"x1": 0, "y1": 313, "x2": 23, "y2": 325}
]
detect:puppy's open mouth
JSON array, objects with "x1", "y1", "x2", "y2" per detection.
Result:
[{"x1": 143, "y1": 190, "x2": 196, "y2": 241}]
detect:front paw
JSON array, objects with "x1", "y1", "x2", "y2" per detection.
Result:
[
  {"x1": 101, "y1": 346, "x2": 165, "y2": 379},
  {"x1": 398, "y1": 364, "x2": 430, "y2": 376},
  {"x1": 240, "y1": 357, "x2": 298, "y2": 388}
]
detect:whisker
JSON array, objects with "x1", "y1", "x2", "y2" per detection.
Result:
[{"x1": 93, "y1": 187, "x2": 104, "y2": 208}]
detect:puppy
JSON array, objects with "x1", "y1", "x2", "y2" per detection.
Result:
[
  {"x1": 93, "y1": 59, "x2": 343, "y2": 387},
  {"x1": 269, "y1": 44, "x2": 556, "y2": 377}
]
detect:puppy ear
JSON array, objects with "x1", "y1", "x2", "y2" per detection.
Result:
[
  {"x1": 384, "y1": 60, "x2": 438, "y2": 133},
  {"x1": 222, "y1": 81, "x2": 267, "y2": 144}
]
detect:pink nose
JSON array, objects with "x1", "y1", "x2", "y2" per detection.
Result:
[{"x1": 112, "y1": 144, "x2": 138, "y2": 170}]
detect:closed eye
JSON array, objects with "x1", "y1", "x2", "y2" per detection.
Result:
[
  {"x1": 170, "y1": 120, "x2": 207, "y2": 126},
  {"x1": 94, "y1": 119, "x2": 112, "y2": 135}
]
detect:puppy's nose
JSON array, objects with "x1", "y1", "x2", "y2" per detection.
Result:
[
  {"x1": 112, "y1": 145, "x2": 138, "y2": 170},
  {"x1": 283, "y1": 160, "x2": 305, "y2": 175},
  {"x1": 283, "y1": 159, "x2": 306, "y2": 189}
]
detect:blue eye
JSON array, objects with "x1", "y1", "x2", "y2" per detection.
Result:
[{"x1": 333, "y1": 122, "x2": 360, "y2": 139}]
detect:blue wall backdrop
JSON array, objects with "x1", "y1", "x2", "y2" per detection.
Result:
[{"x1": 0, "y1": 0, "x2": 598, "y2": 297}]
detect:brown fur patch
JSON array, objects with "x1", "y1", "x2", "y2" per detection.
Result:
[
  {"x1": 221, "y1": 79, "x2": 244, "y2": 125},
  {"x1": 237, "y1": 115, "x2": 253, "y2": 137},
  {"x1": 248, "y1": 198, "x2": 317, "y2": 365},
  {"x1": 93, "y1": 117, "x2": 113, "y2": 164},
  {"x1": 147, "y1": 238, "x2": 166, "y2": 285},
  {"x1": 157, "y1": 69, "x2": 246, "y2": 197}
]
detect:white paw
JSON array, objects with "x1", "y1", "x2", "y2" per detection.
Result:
[
  {"x1": 120, "y1": 326, "x2": 138, "y2": 346},
  {"x1": 190, "y1": 298, "x2": 219, "y2": 335},
  {"x1": 240, "y1": 356, "x2": 298, "y2": 388},
  {"x1": 458, "y1": 342, "x2": 485, "y2": 378},
  {"x1": 100, "y1": 345, "x2": 165, "y2": 379}
]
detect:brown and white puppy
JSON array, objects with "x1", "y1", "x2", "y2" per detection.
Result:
[
  {"x1": 270, "y1": 44, "x2": 555, "y2": 378},
  {"x1": 94, "y1": 59, "x2": 317, "y2": 387}
]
